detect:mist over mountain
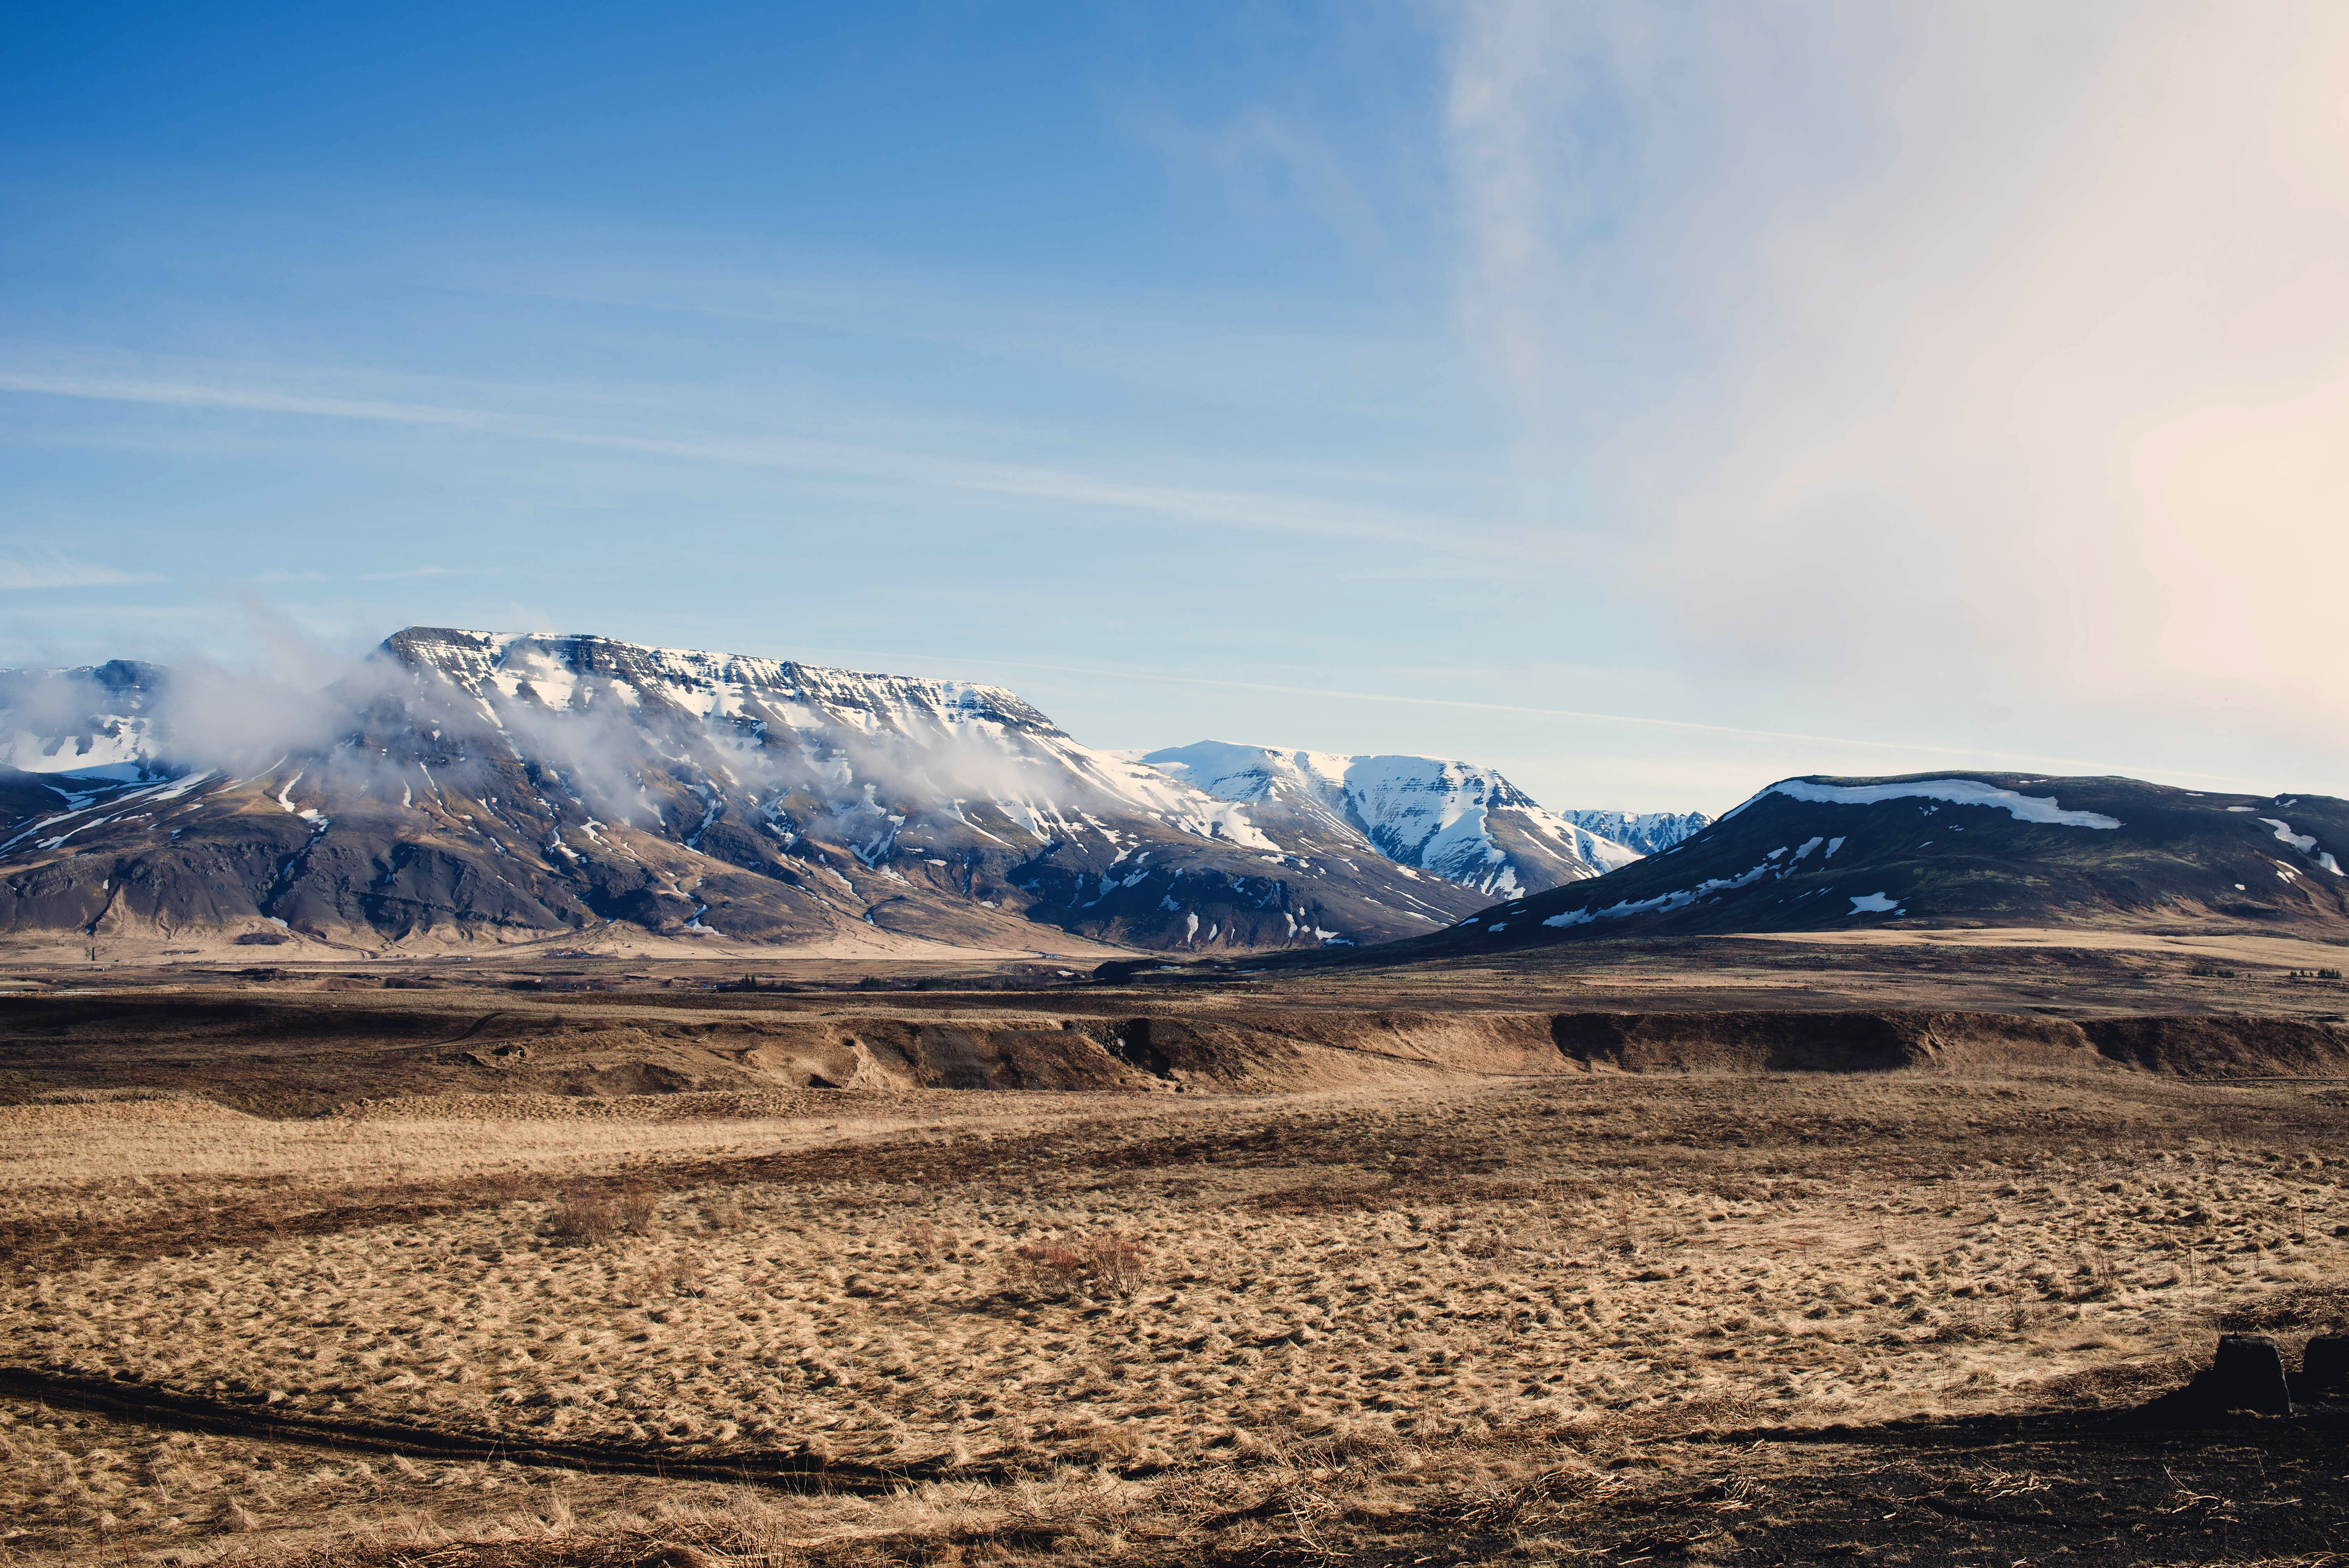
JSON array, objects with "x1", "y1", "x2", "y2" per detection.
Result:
[{"x1": 0, "y1": 628, "x2": 1670, "y2": 956}]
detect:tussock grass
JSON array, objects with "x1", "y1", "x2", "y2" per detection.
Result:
[
  {"x1": 1010, "y1": 1230, "x2": 1150, "y2": 1297},
  {"x1": 545, "y1": 1184, "x2": 659, "y2": 1243}
]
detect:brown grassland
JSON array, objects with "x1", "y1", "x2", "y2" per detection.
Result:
[{"x1": 1, "y1": 935, "x2": 2345, "y2": 1566}]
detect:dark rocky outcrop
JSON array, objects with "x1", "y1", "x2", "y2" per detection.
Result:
[
  {"x1": 2301, "y1": 1335, "x2": 2349, "y2": 1397},
  {"x1": 2127, "y1": 1334, "x2": 2349, "y2": 1425}
]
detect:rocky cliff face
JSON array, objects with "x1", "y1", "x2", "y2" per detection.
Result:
[{"x1": 0, "y1": 630, "x2": 1506, "y2": 954}]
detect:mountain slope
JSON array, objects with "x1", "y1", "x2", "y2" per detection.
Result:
[
  {"x1": 0, "y1": 630, "x2": 1500, "y2": 955},
  {"x1": 1141, "y1": 740, "x2": 1645, "y2": 900},
  {"x1": 1385, "y1": 772, "x2": 2349, "y2": 955}
]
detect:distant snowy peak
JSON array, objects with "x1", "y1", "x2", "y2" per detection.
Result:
[
  {"x1": 0, "y1": 660, "x2": 168, "y2": 779},
  {"x1": 1139, "y1": 742, "x2": 1356, "y2": 805},
  {"x1": 1142, "y1": 740, "x2": 1647, "y2": 900},
  {"x1": 1554, "y1": 808, "x2": 1714, "y2": 857}
]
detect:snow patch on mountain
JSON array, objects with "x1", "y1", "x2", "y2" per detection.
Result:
[
  {"x1": 1538, "y1": 851, "x2": 1785, "y2": 929},
  {"x1": 1727, "y1": 777, "x2": 2123, "y2": 829},
  {"x1": 2259, "y1": 817, "x2": 2344, "y2": 875}
]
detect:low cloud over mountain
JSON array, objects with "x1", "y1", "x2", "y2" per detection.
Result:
[{"x1": 0, "y1": 629, "x2": 1674, "y2": 956}]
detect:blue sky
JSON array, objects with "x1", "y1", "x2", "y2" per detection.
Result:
[{"x1": 6, "y1": 2, "x2": 2345, "y2": 812}]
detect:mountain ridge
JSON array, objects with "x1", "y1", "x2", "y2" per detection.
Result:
[{"x1": 0, "y1": 628, "x2": 1667, "y2": 957}]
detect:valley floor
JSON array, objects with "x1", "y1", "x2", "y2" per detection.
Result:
[{"x1": 2, "y1": 1059, "x2": 2344, "y2": 1565}]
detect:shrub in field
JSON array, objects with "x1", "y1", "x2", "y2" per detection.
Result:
[
  {"x1": 1011, "y1": 1231, "x2": 1148, "y2": 1297},
  {"x1": 479, "y1": 1168, "x2": 538, "y2": 1203},
  {"x1": 629, "y1": 1247, "x2": 706, "y2": 1301},
  {"x1": 615, "y1": 1187, "x2": 659, "y2": 1234},
  {"x1": 548, "y1": 1187, "x2": 620, "y2": 1242},
  {"x1": 1925, "y1": 1303, "x2": 1991, "y2": 1343},
  {"x1": 549, "y1": 1184, "x2": 659, "y2": 1242}
]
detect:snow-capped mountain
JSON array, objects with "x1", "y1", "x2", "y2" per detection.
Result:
[
  {"x1": 1552, "y1": 808, "x2": 1713, "y2": 857},
  {"x1": 1140, "y1": 740, "x2": 1645, "y2": 900},
  {"x1": 0, "y1": 630, "x2": 1505, "y2": 953}
]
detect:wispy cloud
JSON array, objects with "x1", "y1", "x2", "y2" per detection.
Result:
[
  {"x1": 0, "y1": 360, "x2": 1511, "y2": 554},
  {"x1": 243, "y1": 564, "x2": 473, "y2": 586},
  {"x1": 953, "y1": 463, "x2": 1505, "y2": 552},
  {"x1": 0, "y1": 369, "x2": 501, "y2": 431},
  {"x1": 0, "y1": 554, "x2": 162, "y2": 589},
  {"x1": 1136, "y1": 104, "x2": 1387, "y2": 260}
]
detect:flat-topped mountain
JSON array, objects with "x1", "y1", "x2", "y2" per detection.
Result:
[
  {"x1": 0, "y1": 629, "x2": 1659, "y2": 956},
  {"x1": 1392, "y1": 772, "x2": 2349, "y2": 956}
]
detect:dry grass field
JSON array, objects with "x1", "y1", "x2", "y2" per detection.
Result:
[{"x1": 2, "y1": 1023, "x2": 2345, "y2": 1566}]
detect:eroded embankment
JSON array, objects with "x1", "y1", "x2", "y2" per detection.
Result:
[
  {"x1": 941, "y1": 1008, "x2": 2349, "y2": 1087},
  {"x1": 1057, "y1": 1009, "x2": 2349, "y2": 1087},
  {"x1": 1546, "y1": 1010, "x2": 2349, "y2": 1079},
  {"x1": 0, "y1": 999, "x2": 1604, "y2": 1101},
  {"x1": 2073, "y1": 1014, "x2": 2349, "y2": 1077},
  {"x1": 700, "y1": 1007, "x2": 2347, "y2": 1089},
  {"x1": 3, "y1": 994, "x2": 2344, "y2": 1109},
  {"x1": 794, "y1": 1007, "x2": 2349, "y2": 1088}
]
